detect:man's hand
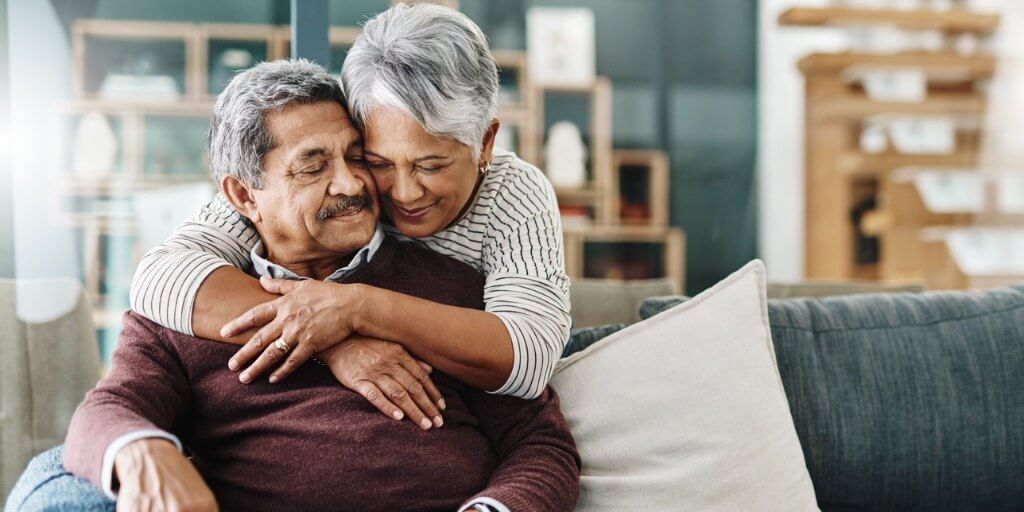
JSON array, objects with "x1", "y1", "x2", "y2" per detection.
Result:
[
  {"x1": 320, "y1": 336, "x2": 446, "y2": 431},
  {"x1": 114, "y1": 438, "x2": 218, "y2": 512}
]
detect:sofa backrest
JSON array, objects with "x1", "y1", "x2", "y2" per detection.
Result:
[
  {"x1": 0, "y1": 279, "x2": 102, "y2": 498},
  {"x1": 601, "y1": 285, "x2": 1024, "y2": 510},
  {"x1": 766, "y1": 285, "x2": 1024, "y2": 511}
]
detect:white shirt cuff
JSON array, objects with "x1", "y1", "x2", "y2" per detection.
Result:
[
  {"x1": 459, "y1": 497, "x2": 512, "y2": 512},
  {"x1": 100, "y1": 430, "x2": 183, "y2": 499}
]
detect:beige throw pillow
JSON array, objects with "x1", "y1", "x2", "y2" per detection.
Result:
[{"x1": 551, "y1": 260, "x2": 819, "y2": 511}]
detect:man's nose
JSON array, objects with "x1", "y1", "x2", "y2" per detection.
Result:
[
  {"x1": 391, "y1": 171, "x2": 424, "y2": 205},
  {"x1": 327, "y1": 163, "x2": 365, "y2": 198}
]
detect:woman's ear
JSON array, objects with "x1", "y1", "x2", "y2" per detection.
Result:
[
  {"x1": 479, "y1": 118, "x2": 500, "y2": 165},
  {"x1": 220, "y1": 175, "x2": 262, "y2": 223}
]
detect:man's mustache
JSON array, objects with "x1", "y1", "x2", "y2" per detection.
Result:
[{"x1": 317, "y1": 191, "x2": 373, "y2": 221}]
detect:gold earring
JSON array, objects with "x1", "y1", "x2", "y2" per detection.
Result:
[{"x1": 479, "y1": 162, "x2": 492, "y2": 175}]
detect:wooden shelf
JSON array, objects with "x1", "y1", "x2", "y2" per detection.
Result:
[
  {"x1": 811, "y1": 93, "x2": 986, "y2": 121},
  {"x1": 555, "y1": 186, "x2": 603, "y2": 203},
  {"x1": 837, "y1": 150, "x2": 978, "y2": 177},
  {"x1": 798, "y1": 51, "x2": 997, "y2": 79},
  {"x1": 779, "y1": 7, "x2": 1000, "y2": 34}
]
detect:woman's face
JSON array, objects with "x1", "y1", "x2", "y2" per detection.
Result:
[{"x1": 361, "y1": 107, "x2": 495, "y2": 238}]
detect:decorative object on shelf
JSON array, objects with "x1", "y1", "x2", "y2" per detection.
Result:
[
  {"x1": 72, "y1": 112, "x2": 118, "y2": 176},
  {"x1": 888, "y1": 116, "x2": 956, "y2": 154},
  {"x1": 209, "y1": 48, "x2": 255, "y2": 95},
  {"x1": 99, "y1": 52, "x2": 180, "y2": 101},
  {"x1": 897, "y1": 168, "x2": 983, "y2": 213},
  {"x1": 943, "y1": 228, "x2": 1024, "y2": 276},
  {"x1": 559, "y1": 204, "x2": 593, "y2": 229},
  {"x1": 859, "y1": 120, "x2": 889, "y2": 153},
  {"x1": 99, "y1": 74, "x2": 180, "y2": 101},
  {"x1": 996, "y1": 173, "x2": 1024, "y2": 214},
  {"x1": 545, "y1": 121, "x2": 587, "y2": 188},
  {"x1": 527, "y1": 7, "x2": 595, "y2": 88},
  {"x1": 852, "y1": 67, "x2": 927, "y2": 101}
]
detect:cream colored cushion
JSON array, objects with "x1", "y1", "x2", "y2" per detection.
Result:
[{"x1": 551, "y1": 260, "x2": 819, "y2": 511}]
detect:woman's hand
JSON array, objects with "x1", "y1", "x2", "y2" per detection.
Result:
[
  {"x1": 321, "y1": 336, "x2": 446, "y2": 430},
  {"x1": 222, "y1": 277, "x2": 365, "y2": 384}
]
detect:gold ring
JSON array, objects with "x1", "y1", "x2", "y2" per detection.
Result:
[{"x1": 274, "y1": 338, "x2": 292, "y2": 354}]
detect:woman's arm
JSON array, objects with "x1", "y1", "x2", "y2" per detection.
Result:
[
  {"x1": 225, "y1": 160, "x2": 571, "y2": 399},
  {"x1": 130, "y1": 194, "x2": 262, "y2": 339},
  {"x1": 227, "y1": 279, "x2": 513, "y2": 391}
]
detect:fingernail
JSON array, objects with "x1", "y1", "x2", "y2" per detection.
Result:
[
  {"x1": 393, "y1": 411, "x2": 403, "y2": 420},
  {"x1": 220, "y1": 327, "x2": 230, "y2": 337},
  {"x1": 269, "y1": 375, "x2": 278, "y2": 384},
  {"x1": 433, "y1": 416, "x2": 443, "y2": 427},
  {"x1": 228, "y1": 360, "x2": 238, "y2": 371},
  {"x1": 420, "y1": 418, "x2": 432, "y2": 429},
  {"x1": 240, "y1": 373, "x2": 250, "y2": 384},
  {"x1": 438, "y1": 398, "x2": 446, "y2": 410}
]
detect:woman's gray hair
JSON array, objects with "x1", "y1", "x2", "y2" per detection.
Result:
[
  {"x1": 342, "y1": 3, "x2": 499, "y2": 158},
  {"x1": 207, "y1": 59, "x2": 345, "y2": 189}
]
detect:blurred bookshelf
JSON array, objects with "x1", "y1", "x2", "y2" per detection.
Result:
[
  {"x1": 62, "y1": 10, "x2": 687, "y2": 349},
  {"x1": 782, "y1": 3, "x2": 1024, "y2": 291}
]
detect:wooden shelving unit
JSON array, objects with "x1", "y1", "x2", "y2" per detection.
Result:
[
  {"x1": 779, "y1": 7, "x2": 999, "y2": 33},
  {"x1": 65, "y1": 15, "x2": 688, "y2": 334},
  {"x1": 782, "y1": 5, "x2": 1001, "y2": 285}
]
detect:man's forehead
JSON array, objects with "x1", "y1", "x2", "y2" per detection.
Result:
[{"x1": 266, "y1": 102, "x2": 360, "y2": 158}]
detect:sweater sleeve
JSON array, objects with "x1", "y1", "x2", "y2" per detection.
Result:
[
  {"x1": 63, "y1": 313, "x2": 192, "y2": 490},
  {"x1": 483, "y1": 164, "x2": 572, "y2": 400},
  {"x1": 460, "y1": 387, "x2": 581, "y2": 511},
  {"x1": 129, "y1": 194, "x2": 259, "y2": 335}
]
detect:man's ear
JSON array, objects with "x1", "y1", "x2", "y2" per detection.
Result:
[
  {"x1": 478, "y1": 118, "x2": 500, "y2": 165},
  {"x1": 220, "y1": 174, "x2": 261, "y2": 223}
]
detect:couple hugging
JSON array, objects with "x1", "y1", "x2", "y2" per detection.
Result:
[{"x1": 10, "y1": 4, "x2": 579, "y2": 512}]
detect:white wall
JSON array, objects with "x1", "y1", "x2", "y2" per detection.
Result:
[
  {"x1": 8, "y1": 0, "x2": 77, "y2": 279},
  {"x1": 757, "y1": 0, "x2": 1023, "y2": 281}
]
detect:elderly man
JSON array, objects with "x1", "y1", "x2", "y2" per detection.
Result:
[{"x1": 6, "y1": 60, "x2": 578, "y2": 512}]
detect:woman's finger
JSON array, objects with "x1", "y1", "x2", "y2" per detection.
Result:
[
  {"x1": 389, "y1": 360, "x2": 443, "y2": 426},
  {"x1": 238, "y1": 337, "x2": 289, "y2": 384},
  {"x1": 221, "y1": 301, "x2": 278, "y2": 338},
  {"x1": 375, "y1": 375, "x2": 434, "y2": 430},
  {"x1": 399, "y1": 356, "x2": 445, "y2": 411},
  {"x1": 268, "y1": 343, "x2": 317, "y2": 383},
  {"x1": 259, "y1": 276, "x2": 303, "y2": 295},
  {"x1": 352, "y1": 380, "x2": 404, "y2": 421},
  {"x1": 228, "y1": 319, "x2": 285, "y2": 371}
]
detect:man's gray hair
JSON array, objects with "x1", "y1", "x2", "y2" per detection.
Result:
[
  {"x1": 207, "y1": 59, "x2": 345, "y2": 189},
  {"x1": 342, "y1": 3, "x2": 499, "y2": 157}
]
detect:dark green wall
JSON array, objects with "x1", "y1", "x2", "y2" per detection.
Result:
[{"x1": 61, "y1": 0, "x2": 759, "y2": 294}]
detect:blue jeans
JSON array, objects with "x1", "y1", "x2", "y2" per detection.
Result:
[{"x1": 4, "y1": 446, "x2": 114, "y2": 512}]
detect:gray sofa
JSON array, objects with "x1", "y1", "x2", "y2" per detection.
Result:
[
  {"x1": 569, "y1": 284, "x2": 1024, "y2": 511},
  {"x1": 5, "y1": 280, "x2": 1023, "y2": 510},
  {"x1": 0, "y1": 280, "x2": 101, "y2": 500}
]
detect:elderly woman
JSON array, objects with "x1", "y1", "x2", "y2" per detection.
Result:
[{"x1": 130, "y1": 3, "x2": 570, "y2": 428}]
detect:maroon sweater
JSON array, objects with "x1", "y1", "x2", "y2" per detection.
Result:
[{"x1": 64, "y1": 236, "x2": 580, "y2": 511}]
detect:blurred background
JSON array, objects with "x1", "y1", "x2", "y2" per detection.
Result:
[{"x1": 1, "y1": 0, "x2": 1022, "y2": 362}]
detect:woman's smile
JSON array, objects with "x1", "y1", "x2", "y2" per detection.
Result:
[{"x1": 392, "y1": 201, "x2": 436, "y2": 221}]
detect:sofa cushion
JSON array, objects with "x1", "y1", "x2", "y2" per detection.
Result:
[
  {"x1": 766, "y1": 285, "x2": 1024, "y2": 511},
  {"x1": 569, "y1": 278, "x2": 678, "y2": 328},
  {"x1": 551, "y1": 260, "x2": 819, "y2": 510}
]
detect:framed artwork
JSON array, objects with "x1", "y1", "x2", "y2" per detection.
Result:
[{"x1": 527, "y1": 7, "x2": 595, "y2": 88}]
